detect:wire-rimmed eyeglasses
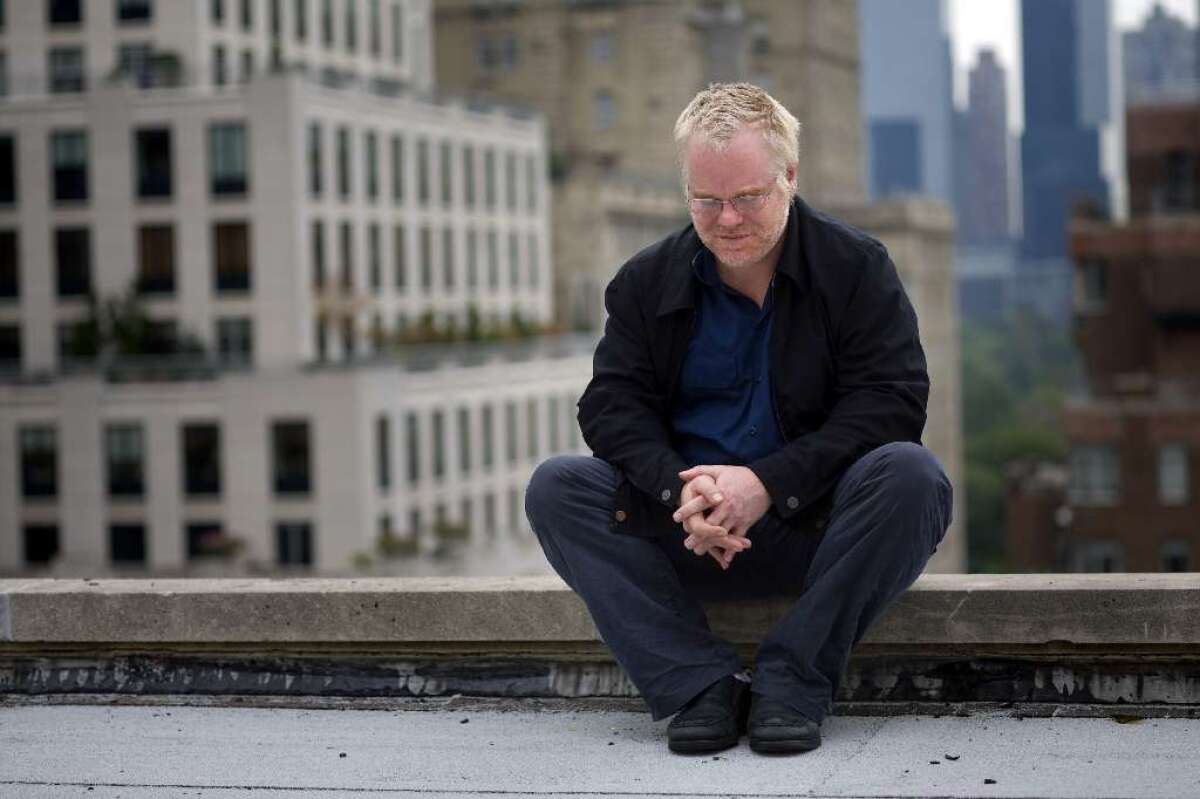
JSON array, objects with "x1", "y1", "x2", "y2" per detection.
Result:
[{"x1": 687, "y1": 190, "x2": 772, "y2": 221}]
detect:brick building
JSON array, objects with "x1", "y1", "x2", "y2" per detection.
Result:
[{"x1": 1006, "y1": 101, "x2": 1200, "y2": 572}]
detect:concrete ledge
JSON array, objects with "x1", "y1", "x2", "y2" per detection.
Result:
[
  {"x1": 2, "y1": 575, "x2": 1199, "y2": 709},
  {"x1": 2, "y1": 574, "x2": 1199, "y2": 647}
]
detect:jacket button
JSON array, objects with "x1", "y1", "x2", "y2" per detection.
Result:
[
  {"x1": 660, "y1": 489, "x2": 671, "y2": 502},
  {"x1": 786, "y1": 496, "x2": 799, "y2": 510},
  {"x1": 615, "y1": 510, "x2": 627, "y2": 522}
]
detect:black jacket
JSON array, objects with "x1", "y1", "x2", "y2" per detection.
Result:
[{"x1": 577, "y1": 195, "x2": 930, "y2": 537}]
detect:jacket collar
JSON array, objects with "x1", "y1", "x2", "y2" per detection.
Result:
[{"x1": 656, "y1": 194, "x2": 810, "y2": 318}]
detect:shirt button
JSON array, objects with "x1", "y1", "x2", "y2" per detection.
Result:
[
  {"x1": 660, "y1": 489, "x2": 672, "y2": 502},
  {"x1": 749, "y1": 426, "x2": 757, "y2": 436},
  {"x1": 614, "y1": 510, "x2": 627, "y2": 522},
  {"x1": 786, "y1": 496, "x2": 799, "y2": 510}
]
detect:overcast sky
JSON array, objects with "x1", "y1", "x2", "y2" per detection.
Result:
[{"x1": 949, "y1": 0, "x2": 1198, "y2": 130}]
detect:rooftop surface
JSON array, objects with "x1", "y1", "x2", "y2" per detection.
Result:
[{"x1": 2, "y1": 695, "x2": 1199, "y2": 799}]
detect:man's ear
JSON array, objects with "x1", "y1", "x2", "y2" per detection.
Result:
[{"x1": 784, "y1": 163, "x2": 798, "y2": 192}]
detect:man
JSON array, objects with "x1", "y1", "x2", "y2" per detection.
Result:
[{"x1": 525, "y1": 83, "x2": 952, "y2": 756}]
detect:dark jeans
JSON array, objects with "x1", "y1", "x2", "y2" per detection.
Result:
[{"x1": 524, "y1": 442, "x2": 953, "y2": 723}]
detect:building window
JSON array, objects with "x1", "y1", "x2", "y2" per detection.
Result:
[
  {"x1": 345, "y1": 0, "x2": 357, "y2": 51},
  {"x1": 239, "y1": 49, "x2": 254, "y2": 82},
  {"x1": 272, "y1": 420, "x2": 311, "y2": 495},
  {"x1": 484, "y1": 492, "x2": 496, "y2": 537},
  {"x1": 465, "y1": 229, "x2": 478, "y2": 291},
  {"x1": 110, "y1": 524, "x2": 146, "y2": 564},
  {"x1": 508, "y1": 232, "x2": 520, "y2": 289},
  {"x1": 505, "y1": 151, "x2": 517, "y2": 212},
  {"x1": 209, "y1": 122, "x2": 248, "y2": 196},
  {"x1": 184, "y1": 521, "x2": 222, "y2": 559},
  {"x1": 269, "y1": 0, "x2": 281, "y2": 35},
  {"x1": 1158, "y1": 443, "x2": 1190, "y2": 506},
  {"x1": 432, "y1": 410, "x2": 446, "y2": 480},
  {"x1": 526, "y1": 397, "x2": 539, "y2": 460},
  {"x1": 365, "y1": 130, "x2": 379, "y2": 201},
  {"x1": 565, "y1": 392, "x2": 579, "y2": 450},
  {"x1": 321, "y1": 0, "x2": 333, "y2": 47},
  {"x1": 277, "y1": 522, "x2": 313, "y2": 565},
  {"x1": 23, "y1": 525, "x2": 59, "y2": 565},
  {"x1": 20, "y1": 425, "x2": 57, "y2": 498},
  {"x1": 339, "y1": 220, "x2": 353, "y2": 290},
  {"x1": 182, "y1": 423, "x2": 221, "y2": 495},
  {"x1": 240, "y1": 0, "x2": 253, "y2": 30},
  {"x1": 0, "y1": 52, "x2": 7, "y2": 97},
  {"x1": 341, "y1": 315, "x2": 356, "y2": 358},
  {"x1": 416, "y1": 138, "x2": 430, "y2": 206},
  {"x1": 0, "y1": 134, "x2": 14, "y2": 204},
  {"x1": 481, "y1": 404, "x2": 494, "y2": 470},
  {"x1": 440, "y1": 139, "x2": 453, "y2": 208},
  {"x1": 312, "y1": 220, "x2": 326, "y2": 289},
  {"x1": 336, "y1": 126, "x2": 351, "y2": 199},
  {"x1": 369, "y1": 0, "x2": 382, "y2": 56},
  {"x1": 376, "y1": 414, "x2": 390, "y2": 490},
  {"x1": 212, "y1": 0, "x2": 224, "y2": 25},
  {"x1": 368, "y1": 223, "x2": 381, "y2": 291},
  {"x1": 590, "y1": 30, "x2": 613, "y2": 64},
  {"x1": 548, "y1": 395, "x2": 560, "y2": 453},
  {"x1": 1077, "y1": 259, "x2": 1107, "y2": 313},
  {"x1": 406, "y1": 411, "x2": 420, "y2": 484},
  {"x1": 486, "y1": 229, "x2": 499, "y2": 290},
  {"x1": 390, "y1": 134, "x2": 405, "y2": 203},
  {"x1": 1161, "y1": 541, "x2": 1190, "y2": 573},
  {"x1": 117, "y1": 0, "x2": 152, "y2": 23},
  {"x1": 1069, "y1": 445, "x2": 1119, "y2": 506},
  {"x1": 0, "y1": 229, "x2": 18, "y2": 299},
  {"x1": 1076, "y1": 540, "x2": 1125, "y2": 573},
  {"x1": 462, "y1": 144, "x2": 476, "y2": 209},
  {"x1": 48, "y1": 47, "x2": 85, "y2": 93},
  {"x1": 136, "y1": 225, "x2": 175, "y2": 295},
  {"x1": 593, "y1": 90, "x2": 616, "y2": 132},
  {"x1": 390, "y1": 1, "x2": 403, "y2": 64},
  {"x1": 505, "y1": 400, "x2": 518, "y2": 464},
  {"x1": 212, "y1": 44, "x2": 227, "y2": 86},
  {"x1": 509, "y1": 486, "x2": 521, "y2": 535},
  {"x1": 442, "y1": 228, "x2": 455, "y2": 291},
  {"x1": 393, "y1": 224, "x2": 407, "y2": 290},
  {"x1": 457, "y1": 406, "x2": 471, "y2": 476},
  {"x1": 51, "y1": 130, "x2": 88, "y2": 202},
  {"x1": 528, "y1": 233, "x2": 539, "y2": 289},
  {"x1": 135, "y1": 128, "x2": 173, "y2": 199},
  {"x1": 216, "y1": 317, "x2": 253, "y2": 365},
  {"x1": 0, "y1": 324, "x2": 20, "y2": 366},
  {"x1": 483, "y1": 148, "x2": 495, "y2": 209},
  {"x1": 294, "y1": 0, "x2": 307, "y2": 40},
  {"x1": 213, "y1": 222, "x2": 251, "y2": 293},
  {"x1": 1163, "y1": 151, "x2": 1196, "y2": 212},
  {"x1": 308, "y1": 122, "x2": 323, "y2": 197},
  {"x1": 116, "y1": 44, "x2": 154, "y2": 88},
  {"x1": 419, "y1": 226, "x2": 432, "y2": 292},
  {"x1": 106, "y1": 423, "x2": 145, "y2": 497},
  {"x1": 525, "y1": 153, "x2": 537, "y2": 212},
  {"x1": 48, "y1": 0, "x2": 82, "y2": 26},
  {"x1": 54, "y1": 227, "x2": 91, "y2": 297}
]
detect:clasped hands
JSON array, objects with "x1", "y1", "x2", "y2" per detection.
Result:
[{"x1": 671, "y1": 465, "x2": 771, "y2": 570}]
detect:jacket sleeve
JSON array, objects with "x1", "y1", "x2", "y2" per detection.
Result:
[
  {"x1": 748, "y1": 244, "x2": 930, "y2": 518},
  {"x1": 577, "y1": 266, "x2": 689, "y2": 510}
]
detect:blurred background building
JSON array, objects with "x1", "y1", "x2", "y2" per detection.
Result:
[{"x1": 0, "y1": 0, "x2": 592, "y2": 577}]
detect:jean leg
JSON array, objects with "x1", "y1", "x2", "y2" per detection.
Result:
[
  {"x1": 525, "y1": 454, "x2": 742, "y2": 720},
  {"x1": 751, "y1": 442, "x2": 953, "y2": 723}
]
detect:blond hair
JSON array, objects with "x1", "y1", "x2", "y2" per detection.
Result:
[{"x1": 673, "y1": 82, "x2": 801, "y2": 194}]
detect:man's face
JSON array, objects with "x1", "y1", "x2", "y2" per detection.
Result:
[{"x1": 684, "y1": 126, "x2": 795, "y2": 272}]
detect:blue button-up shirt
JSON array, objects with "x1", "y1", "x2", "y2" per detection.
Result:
[{"x1": 670, "y1": 250, "x2": 785, "y2": 467}]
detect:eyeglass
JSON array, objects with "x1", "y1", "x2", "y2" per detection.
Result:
[{"x1": 687, "y1": 190, "x2": 772, "y2": 220}]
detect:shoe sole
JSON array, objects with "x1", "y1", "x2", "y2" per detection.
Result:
[
  {"x1": 749, "y1": 736, "x2": 821, "y2": 754},
  {"x1": 668, "y1": 734, "x2": 740, "y2": 755}
]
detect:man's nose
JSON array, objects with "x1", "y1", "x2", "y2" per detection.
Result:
[{"x1": 716, "y1": 200, "x2": 744, "y2": 226}]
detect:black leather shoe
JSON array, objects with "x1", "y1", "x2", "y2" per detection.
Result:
[
  {"x1": 666, "y1": 675, "x2": 750, "y2": 754},
  {"x1": 747, "y1": 693, "x2": 822, "y2": 754}
]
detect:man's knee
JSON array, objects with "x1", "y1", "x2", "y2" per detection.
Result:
[
  {"x1": 525, "y1": 454, "x2": 607, "y2": 526},
  {"x1": 863, "y1": 442, "x2": 952, "y2": 521}
]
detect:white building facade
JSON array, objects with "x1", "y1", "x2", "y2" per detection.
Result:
[{"x1": 0, "y1": 0, "x2": 588, "y2": 575}]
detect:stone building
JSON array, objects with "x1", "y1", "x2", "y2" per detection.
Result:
[
  {"x1": 1007, "y1": 101, "x2": 1200, "y2": 572},
  {"x1": 0, "y1": 0, "x2": 591, "y2": 576}
]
